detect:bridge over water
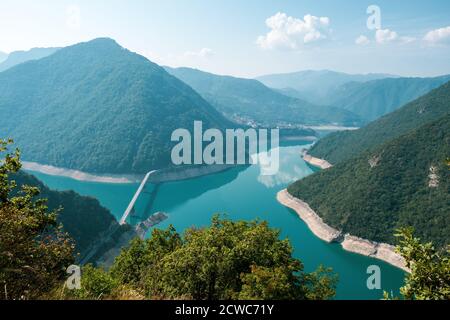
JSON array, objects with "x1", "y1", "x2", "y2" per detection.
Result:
[{"x1": 119, "y1": 170, "x2": 157, "y2": 225}]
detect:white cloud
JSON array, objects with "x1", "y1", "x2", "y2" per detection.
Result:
[
  {"x1": 184, "y1": 48, "x2": 215, "y2": 58},
  {"x1": 256, "y1": 12, "x2": 331, "y2": 50},
  {"x1": 375, "y1": 29, "x2": 398, "y2": 44},
  {"x1": 374, "y1": 29, "x2": 415, "y2": 45},
  {"x1": 355, "y1": 35, "x2": 370, "y2": 45},
  {"x1": 424, "y1": 26, "x2": 450, "y2": 45}
]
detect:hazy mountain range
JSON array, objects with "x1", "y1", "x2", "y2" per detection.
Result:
[
  {"x1": 0, "y1": 47, "x2": 60, "y2": 72},
  {"x1": 258, "y1": 70, "x2": 450, "y2": 123},
  {"x1": 326, "y1": 75, "x2": 450, "y2": 121},
  {"x1": 257, "y1": 70, "x2": 397, "y2": 103},
  {"x1": 165, "y1": 66, "x2": 363, "y2": 127}
]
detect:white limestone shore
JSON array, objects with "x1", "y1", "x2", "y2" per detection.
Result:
[
  {"x1": 277, "y1": 189, "x2": 409, "y2": 272},
  {"x1": 22, "y1": 161, "x2": 236, "y2": 184},
  {"x1": 22, "y1": 161, "x2": 140, "y2": 184},
  {"x1": 281, "y1": 135, "x2": 318, "y2": 142},
  {"x1": 301, "y1": 151, "x2": 333, "y2": 169}
]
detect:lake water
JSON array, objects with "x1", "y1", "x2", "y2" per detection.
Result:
[{"x1": 28, "y1": 141, "x2": 405, "y2": 300}]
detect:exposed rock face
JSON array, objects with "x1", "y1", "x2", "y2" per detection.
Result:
[
  {"x1": 277, "y1": 189, "x2": 409, "y2": 272},
  {"x1": 368, "y1": 154, "x2": 381, "y2": 168},
  {"x1": 341, "y1": 235, "x2": 409, "y2": 272},
  {"x1": 428, "y1": 165, "x2": 439, "y2": 188},
  {"x1": 277, "y1": 190, "x2": 342, "y2": 243}
]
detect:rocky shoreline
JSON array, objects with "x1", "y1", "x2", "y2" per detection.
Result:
[
  {"x1": 301, "y1": 151, "x2": 333, "y2": 169},
  {"x1": 22, "y1": 161, "x2": 140, "y2": 183},
  {"x1": 277, "y1": 189, "x2": 409, "y2": 272},
  {"x1": 22, "y1": 161, "x2": 238, "y2": 184}
]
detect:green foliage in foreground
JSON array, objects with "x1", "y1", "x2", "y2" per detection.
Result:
[
  {"x1": 0, "y1": 139, "x2": 74, "y2": 300},
  {"x1": 386, "y1": 228, "x2": 450, "y2": 300},
  {"x1": 72, "y1": 218, "x2": 338, "y2": 300}
]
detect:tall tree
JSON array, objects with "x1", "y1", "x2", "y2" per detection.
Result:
[{"x1": 393, "y1": 228, "x2": 449, "y2": 300}]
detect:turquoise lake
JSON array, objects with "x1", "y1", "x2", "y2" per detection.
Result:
[{"x1": 28, "y1": 141, "x2": 405, "y2": 300}]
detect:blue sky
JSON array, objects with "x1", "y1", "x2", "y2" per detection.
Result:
[{"x1": 0, "y1": 0, "x2": 449, "y2": 77}]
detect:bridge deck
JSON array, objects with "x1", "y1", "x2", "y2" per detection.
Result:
[{"x1": 120, "y1": 170, "x2": 156, "y2": 225}]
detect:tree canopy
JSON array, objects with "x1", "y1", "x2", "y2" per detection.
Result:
[
  {"x1": 78, "y1": 217, "x2": 338, "y2": 300},
  {"x1": 0, "y1": 139, "x2": 74, "y2": 299}
]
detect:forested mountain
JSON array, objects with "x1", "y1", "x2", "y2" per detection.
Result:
[
  {"x1": 0, "y1": 38, "x2": 232, "y2": 174},
  {"x1": 330, "y1": 75, "x2": 450, "y2": 121},
  {"x1": 289, "y1": 114, "x2": 450, "y2": 248},
  {"x1": 165, "y1": 67, "x2": 363, "y2": 127},
  {"x1": 0, "y1": 47, "x2": 60, "y2": 72},
  {"x1": 256, "y1": 70, "x2": 395, "y2": 104},
  {"x1": 309, "y1": 81, "x2": 450, "y2": 164},
  {"x1": 11, "y1": 171, "x2": 129, "y2": 258}
]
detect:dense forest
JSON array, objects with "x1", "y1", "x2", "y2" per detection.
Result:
[
  {"x1": 10, "y1": 171, "x2": 127, "y2": 258},
  {"x1": 289, "y1": 114, "x2": 450, "y2": 248},
  {"x1": 309, "y1": 80, "x2": 450, "y2": 164},
  {"x1": 0, "y1": 38, "x2": 233, "y2": 174}
]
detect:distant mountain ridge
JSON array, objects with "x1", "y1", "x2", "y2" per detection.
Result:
[
  {"x1": 256, "y1": 70, "x2": 396, "y2": 104},
  {"x1": 0, "y1": 38, "x2": 232, "y2": 174},
  {"x1": 165, "y1": 67, "x2": 363, "y2": 127},
  {"x1": 0, "y1": 47, "x2": 60, "y2": 72},
  {"x1": 258, "y1": 70, "x2": 450, "y2": 123},
  {"x1": 309, "y1": 80, "x2": 450, "y2": 164},
  {"x1": 329, "y1": 75, "x2": 450, "y2": 121}
]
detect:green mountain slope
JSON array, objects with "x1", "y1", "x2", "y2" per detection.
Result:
[
  {"x1": 256, "y1": 70, "x2": 395, "y2": 104},
  {"x1": 0, "y1": 38, "x2": 232, "y2": 174},
  {"x1": 0, "y1": 47, "x2": 60, "y2": 72},
  {"x1": 165, "y1": 67, "x2": 363, "y2": 127},
  {"x1": 11, "y1": 171, "x2": 130, "y2": 259},
  {"x1": 331, "y1": 76, "x2": 450, "y2": 121},
  {"x1": 289, "y1": 114, "x2": 450, "y2": 247},
  {"x1": 309, "y1": 81, "x2": 450, "y2": 164}
]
